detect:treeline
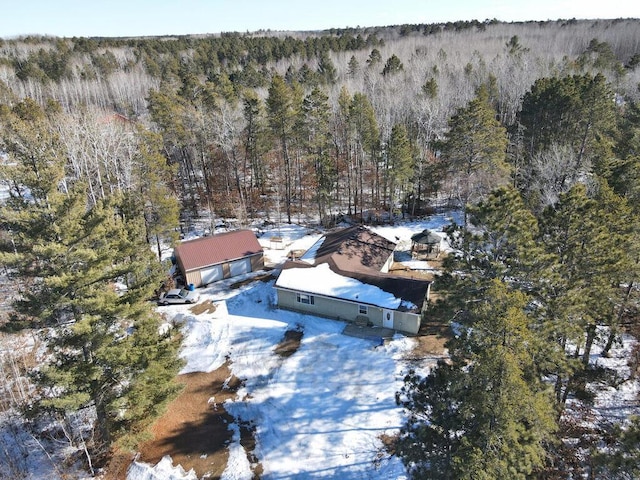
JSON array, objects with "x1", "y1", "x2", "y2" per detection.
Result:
[
  {"x1": 0, "y1": 97, "x2": 183, "y2": 474},
  {"x1": 5, "y1": 29, "x2": 385, "y2": 85},
  {"x1": 0, "y1": 18, "x2": 640, "y2": 477},
  {"x1": 396, "y1": 75, "x2": 640, "y2": 478},
  {"x1": 2, "y1": 18, "x2": 637, "y2": 229},
  {"x1": 1, "y1": 17, "x2": 515, "y2": 84}
]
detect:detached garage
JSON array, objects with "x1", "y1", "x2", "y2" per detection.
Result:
[{"x1": 174, "y1": 230, "x2": 264, "y2": 287}]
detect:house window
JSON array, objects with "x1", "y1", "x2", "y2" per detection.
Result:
[
  {"x1": 296, "y1": 293, "x2": 315, "y2": 305},
  {"x1": 359, "y1": 304, "x2": 368, "y2": 315}
]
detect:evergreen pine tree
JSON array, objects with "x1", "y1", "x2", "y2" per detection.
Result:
[
  {"x1": 242, "y1": 89, "x2": 268, "y2": 193},
  {"x1": 266, "y1": 74, "x2": 297, "y2": 223},
  {"x1": 348, "y1": 92, "x2": 379, "y2": 216},
  {"x1": 366, "y1": 48, "x2": 381, "y2": 66},
  {"x1": 347, "y1": 55, "x2": 360, "y2": 78},
  {"x1": 593, "y1": 416, "x2": 640, "y2": 478},
  {"x1": 317, "y1": 51, "x2": 337, "y2": 84},
  {"x1": 518, "y1": 73, "x2": 617, "y2": 205},
  {"x1": 398, "y1": 280, "x2": 556, "y2": 479},
  {"x1": 421, "y1": 77, "x2": 438, "y2": 99},
  {"x1": 465, "y1": 185, "x2": 546, "y2": 283},
  {"x1": 537, "y1": 182, "x2": 630, "y2": 404},
  {"x1": 441, "y1": 85, "x2": 509, "y2": 226},
  {"x1": 386, "y1": 123, "x2": 414, "y2": 213},
  {"x1": 0, "y1": 100, "x2": 183, "y2": 464},
  {"x1": 301, "y1": 87, "x2": 333, "y2": 224},
  {"x1": 611, "y1": 99, "x2": 640, "y2": 203},
  {"x1": 133, "y1": 127, "x2": 180, "y2": 261},
  {"x1": 382, "y1": 54, "x2": 404, "y2": 76}
]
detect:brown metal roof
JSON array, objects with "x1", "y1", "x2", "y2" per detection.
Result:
[{"x1": 175, "y1": 230, "x2": 263, "y2": 272}]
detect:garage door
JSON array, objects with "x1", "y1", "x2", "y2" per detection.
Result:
[
  {"x1": 229, "y1": 258, "x2": 252, "y2": 277},
  {"x1": 201, "y1": 264, "x2": 223, "y2": 285}
]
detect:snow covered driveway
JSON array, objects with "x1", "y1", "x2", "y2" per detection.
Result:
[{"x1": 130, "y1": 277, "x2": 424, "y2": 479}]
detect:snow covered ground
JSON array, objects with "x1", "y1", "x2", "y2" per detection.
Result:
[
  {"x1": 128, "y1": 279, "x2": 423, "y2": 479},
  {"x1": 127, "y1": 215, "x2": 640, "y2": 479},
  {"x1": 127, "y1": 219, "x2": 459, "y2": 480},
  {"x1": 2, "y1": 214, "x2": 638, "y2": 479},
  {"x1": 368, "y1": 212, "x2": 462, "y2": 246}
]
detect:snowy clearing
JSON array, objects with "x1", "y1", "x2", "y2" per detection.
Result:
[
  {"x1": 127, "y1": 219, "x2": 457, "y2": 479},
  {"x1": 128, "y1": 277, "x2": 424, "y2": 479},
  {"x1": 128, "y1": 216, "x2": 640, "y2": 479},
  {"x1": 1, "y1": 215, "x2": 638, "y2": 479}
]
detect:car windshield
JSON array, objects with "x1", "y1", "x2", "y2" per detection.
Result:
[{"x1": 179, "y1": 288, "x2": 190, "y2": 297}]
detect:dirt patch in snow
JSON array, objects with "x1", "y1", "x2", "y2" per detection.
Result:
[
  {"x1": 406, "y1": 320, "x2": 452, "y2": 359},
  {"x1": 189, "y1": 300, "x2": 217, "y2": 315},
  {"x1": 239, "y1": 421, "x2": 263, "y2": 477},
  {"x1": 132, "y1": 361, "x2": 244, "y2": 479},
  {"x1": 103, "y1": 450, "x2": 135, "y2": 480},
  {"x1": 274, "y1": 329, "x2": 304, "y2": 357}
]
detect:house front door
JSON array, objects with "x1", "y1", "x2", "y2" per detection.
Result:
[{"x1": 383, "y1": 309, "x2": 394, "y2": 329}]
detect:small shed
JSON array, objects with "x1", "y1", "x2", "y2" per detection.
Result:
[
  {"x1": 174, "y1": 230, "x2": 264, "y2": 287},
  {"x1": 410, "y1": 229, "x2": 442, "y2": 260}
]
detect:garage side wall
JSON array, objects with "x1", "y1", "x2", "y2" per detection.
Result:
[
  {"x1": 185, "y1": 270, "x2": 203, "y2": 288},
  {"x1": 392, "y1": 311, "x2": 421, "y2": 335}
]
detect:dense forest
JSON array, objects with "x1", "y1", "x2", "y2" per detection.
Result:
[{"x1": 1, "y1": 17, "x2": 640, "y2": 478}]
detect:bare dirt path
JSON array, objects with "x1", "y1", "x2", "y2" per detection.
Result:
[
  {"x1": 106, "y1": 327, "x2": 304, "y2": 479},
  {"x1": 135, "y1": 362, "x2": 240, "y2": 479}
]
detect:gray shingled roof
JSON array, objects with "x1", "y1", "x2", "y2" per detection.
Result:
[{"x1": 411, "y1": 229, "x2": 441, "y2": 245}]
